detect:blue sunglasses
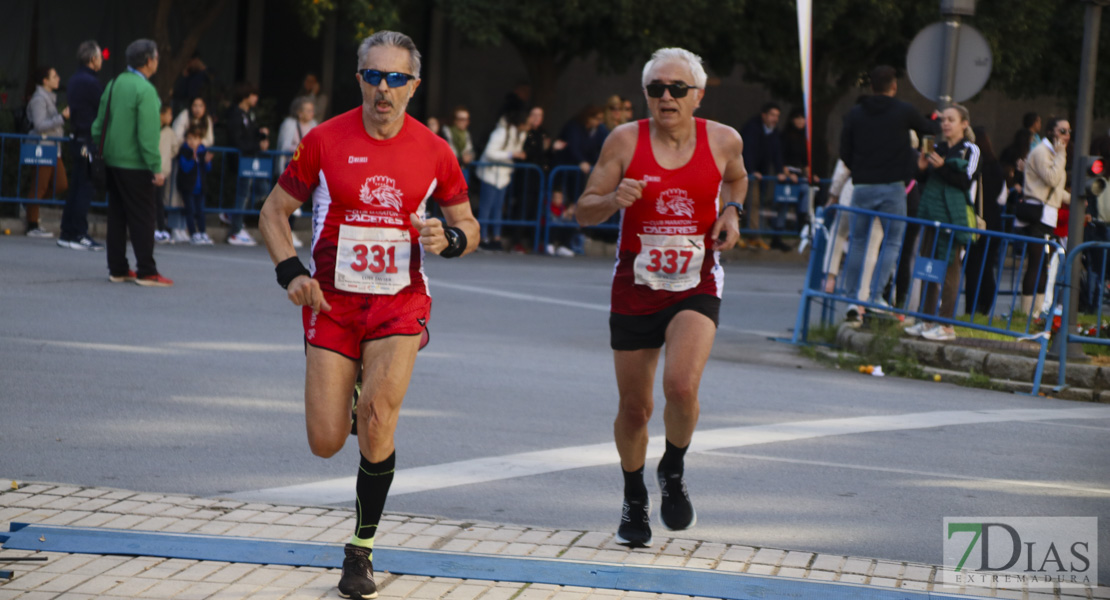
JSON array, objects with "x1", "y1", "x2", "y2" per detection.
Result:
[{"x1": 358, "y1": 69, "x2": 416, "y2": 88}]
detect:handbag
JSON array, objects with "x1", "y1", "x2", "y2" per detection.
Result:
[
  {"x1": 1015, "y1": 197, "x2": 1045, "y2": 224},
  {"x1": 973, "y1": 175, "x2": 987, "y2": 231},
  {"x1": 90, "y1": 78, "x2": 116, "y2": 193}
]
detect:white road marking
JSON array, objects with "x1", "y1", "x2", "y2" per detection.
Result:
[
  {"x1": 698, "y1": 451, "x2": 1110, "y2": 496},
  {"x1": 224, "y1": 406, "x2": 1110, "y2": 505}
]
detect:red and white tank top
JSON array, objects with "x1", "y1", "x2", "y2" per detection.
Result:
[
  {"x1": 612, "y1": 118, "x2": 724, "y2": 315},
  {"x1": 278, "y1": 110, "x2": 469, "y2": 298}
]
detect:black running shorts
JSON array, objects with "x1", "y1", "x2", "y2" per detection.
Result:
[{"x1": 609, "y1": 294, "x2": 721, "y2": 351}]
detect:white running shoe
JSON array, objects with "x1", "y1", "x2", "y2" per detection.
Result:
[
  {"x1": 921, "y1": 325, "x2": 956, "y2": 341},
  {"x1": 904, "y1": 322, "x2": 927, "y2": 337},
  {"x1": 154, "y1": 230, "x2": 172, "y2": 244},
  {"x1": 200, "y1": 232, "x2": 214, "y2": 245},
  {"x1": 190, "y1": 232, "x2": 206, "y2": 245},
  {"x1": 227, "y1": 230, "x2": 257, "y2": 246},
  {"x1": 26, "y1": 227, "x2": 54, "y2": 238},
  {"x1": 172, "y1": 228, "x2": 190, "y2": 244}
]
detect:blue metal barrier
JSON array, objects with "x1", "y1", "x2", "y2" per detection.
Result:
[
  {"x1": 467, "y1": 161, "x2": 546, "y2": 253},
  {"x1": 792, "y1": 204, "x2": 1064, "y2": 395},
  {"x1": 0, "y1": 133, "x2": 85, "y2": 208},
  {"x1": 543, "y1": 164, "x2": 622, "y2": 254},
  {"x1": 1056, "y1": 241, "x2": 1110, "y2": 389}
]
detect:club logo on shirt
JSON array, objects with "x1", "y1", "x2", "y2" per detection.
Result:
[
  {"x1": 656, "y1": 188, "x2": 695, "y2": 218},
  {"x1": 359, "y1": 175, "x2": 404, "y2": 212}
]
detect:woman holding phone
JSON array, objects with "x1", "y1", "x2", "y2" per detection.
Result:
[
  {"x1": 1016, "y1": 117, "x2": 1071, "y2": 316},
  {"x1": 904, "y1": 104, "x2": 980, "y2": 341}
]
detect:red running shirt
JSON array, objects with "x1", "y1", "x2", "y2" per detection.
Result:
[
  {"x1": 612, "y1": 118, "x2": 724, "y2": 315},
  {"x1": 279, "y1": 110, "x2": 469, "y2": 297}
]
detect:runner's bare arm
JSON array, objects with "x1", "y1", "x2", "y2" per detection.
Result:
[
  {"x1": 410, "y1": 200, "x2": 480, "y2": 257},
  {"x1": 709, "y1": 124, "x2": 747, "y2": 251},
  {"x1": 575, "y1": 125, "x2": 640, "y2": 226},
  {"x1": 259, "y1": 184, "x2": 331, "y2": 313}
]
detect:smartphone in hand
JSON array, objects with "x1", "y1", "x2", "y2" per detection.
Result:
[{"x1": 921, "y1": 135, "x2": 935, "y2": 155}]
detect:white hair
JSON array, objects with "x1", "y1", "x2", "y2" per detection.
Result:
[{"x1": 641, "y1": 47, "x2": 707, "y2": 89}]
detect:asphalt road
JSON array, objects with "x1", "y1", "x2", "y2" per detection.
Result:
[{"x1": 2, "y1": 235, "x2": 1107, "y2": 582}]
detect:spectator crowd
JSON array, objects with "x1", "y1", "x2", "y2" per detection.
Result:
[{"x1": 9, "y1": 38, "x2": 1110, "y2": 304}]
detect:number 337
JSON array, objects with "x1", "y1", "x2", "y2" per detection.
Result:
[
  {"x1": 645, "y1": 249, "x2": 693, "y2": 274},
  {"x1": 350, "y1": 244, "x2": 398, "y2": 274}
]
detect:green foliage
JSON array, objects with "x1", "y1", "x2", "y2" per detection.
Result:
[{"x1": 289, "y1": 0, "x2": 401, "y2": 40}]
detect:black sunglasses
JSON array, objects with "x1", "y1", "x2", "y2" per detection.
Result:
[
  {"x1": 358, "y1": 69, "x2": 416, "y2": 88},
  {"x1": 645, "y1": 82, "x2": 696, "y2": 99},
  {"x1": 1057, "y1": 128, "x2": 1071, "y2": 135}
]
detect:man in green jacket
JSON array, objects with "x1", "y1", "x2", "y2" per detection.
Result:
[{"x1": 92, "y1": 38, "x2": 173, "y2": 287}]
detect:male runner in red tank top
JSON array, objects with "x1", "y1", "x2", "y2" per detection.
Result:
[
  {"x1": 577, "y1": 47, "x2": 747, "y2": 548},
  {"x1": 258, "y1": 31, "x2": 479, "y2": 598}
]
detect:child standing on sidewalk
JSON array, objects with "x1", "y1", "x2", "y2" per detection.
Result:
[{"x1": 177, "y1": 125, "x2": 213, "y2": 244}]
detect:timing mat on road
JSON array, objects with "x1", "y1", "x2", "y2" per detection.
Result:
[{"x1": 2, "y1": 523, "x2": 982, "y2": 600}]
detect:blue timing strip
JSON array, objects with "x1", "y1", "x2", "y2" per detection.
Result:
[{"x1": 2, "y1": 523, "x2": 979, "y2": 600}]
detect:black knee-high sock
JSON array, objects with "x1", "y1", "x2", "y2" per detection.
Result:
[
  {"x1": 351, "y1": 451, "x2": 395, "y2": 552},
  {"x1": 622, "y1": 465, "x2": 647, "y2": 501},
  {"x1": 658, "y1": 439, "x2": 688, "y2": 475}
]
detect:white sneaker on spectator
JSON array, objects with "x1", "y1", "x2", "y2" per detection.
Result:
[
  {"x1": 172, "y1": 228, "x2": 190, "y2": 244},
  {"x1": 154, "y1": 230, "x2": 172, "y2": 244},
  {"x1": 190, "y1": 232, "x2": 206, "y2": 245},
  {"x1": 921, "y1": 325, "x2": 956, "y2": 341},
  {"x1": 26, "y1": 227, "x2": 53, "y2": 238},
  {"x1": 200, "y1": 232, "x2": 214, "y2": 245},
  {"x1": 904, "y1": 322, "x2": 927, "y2": 337},
  {"x1": 545, "y1": 244, "x2": 556, "y2": 255},
  {"x1": 555, "y1": 246, "x2": 575, "y2": 257},
  {"x1": 293, "y1": 208, "x2": 303, "y2": 217},
  {"x1": 227, "y1": 230, "x2": 257, "y2": 246},
  {"x1": 291, "y1": 233, "x2": 304, "y2": 248},
  {"x1": 869, "y1": 298, "x2": 892, "y2": 314},
  {"x1": 218, "y1": 212, "x2": 231, "y2": 225}
]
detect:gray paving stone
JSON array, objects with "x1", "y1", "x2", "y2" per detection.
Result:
[
  {"x1": 68, "y1": 574, "x2": 128, "y2": 595},
  {"x1": 778, "y1": 567, "x2": 807, "y2": 579},
  {"x1": 871, "y1": 561, "x2": 903, "y2": 579},
  {"x1": 810, "y1": 555, "x2": 844, "y2": 574},
  {"x1": 839, "y1": 573, "x2": 868, "y2": 584},
  {"x1": 33, "y1": 572, "x2": 94, "y2": 593},
  {"x1": 746, "y1": 563, "x2": 776, "y2": 575},
  {"x1": 172, "y1": 581, "x2": 231, "y2": 600},
  {"x1": 137, "y1": 579, "x2": 193, "y2": 597},
  {"x1": 841, "y1": 557, "x2": 874, "y2": 575},
  {"x1": 411, "y1": 581, "x2": 459, "y2": 599},
  {"x1": 751, "y1": 548, "x2": 786, "y2": 566},
  {"x1": 780, "y1": 551, "x2": 813, "y2": 569}
]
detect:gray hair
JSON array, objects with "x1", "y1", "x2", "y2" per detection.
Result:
[
  {"x1": 125, "y1": 39, "x2": 158, "y2": 70},
  {"x1": 357, "y1": 31, "x2": 421, "y2": 79},
  {"x1": 641, "y1": 47, "x2": 707, "y2": 89},
  {"x1": 290, "y1": 96, "x2": 313, "y2": 117},
  {"x1": 76, "y1": 40, "x2": 100, "y2": 66}
]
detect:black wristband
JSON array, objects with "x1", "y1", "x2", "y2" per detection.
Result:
[
  {"x1": 275, "y1": 256, "x2": 310, "y2": 289},
  {"x1": 440, "y1": 226, "x2": 467, "y2": 259},
  {"x1": 722, "y1": 201, "x2": 744, "y2": 218}
]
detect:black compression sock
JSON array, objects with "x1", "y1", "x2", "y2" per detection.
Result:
[
  {"x1": 622, "y1": 465, "x2": 648, "y2": 501},
  {"x1": 350, "y1": 451, "x2": 396, "y2": 551},
  {"x1": 658, "y1": 439, "x2": 688, "y2": 475}
]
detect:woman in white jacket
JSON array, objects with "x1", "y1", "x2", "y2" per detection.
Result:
[{"x1": 476, "y1": 110, "x2": 529, "y2": 250}]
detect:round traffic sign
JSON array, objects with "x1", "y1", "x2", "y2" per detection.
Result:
[{"x1": 906, "y1": 21, "x2": 992, "y2": 103}]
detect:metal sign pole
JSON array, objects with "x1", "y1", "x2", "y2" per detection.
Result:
[
  {"x1": 1060, "y1": 1, "x2": 1105, "y2": 360},
  {"x1": 937, "y1": 0, "x2": 975, "y2": 110}
]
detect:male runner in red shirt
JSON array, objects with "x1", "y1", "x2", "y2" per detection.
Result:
[
  {"x1": 576, "y1": 47, "x2": 746, "y2": 548},
  {"x1": 259, "y1": 31, "x2": 478, "y2": 599}
]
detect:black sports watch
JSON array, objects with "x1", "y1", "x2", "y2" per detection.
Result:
[
  {"x1": 722, "y1": 201, "x2": 744, "y2": 218},
  {"x1": 440, "y1": 225, "x2": 466, "y2": 258}
]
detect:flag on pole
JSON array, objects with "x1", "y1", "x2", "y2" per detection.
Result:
[{"x1": 796, "y1": 0, "x2": 813, "y2": 185}]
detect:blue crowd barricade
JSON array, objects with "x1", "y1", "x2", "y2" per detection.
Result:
[
  {"x1": 792, "y1": 203, "x2": 1065, "y2": 395},
  {"x1": 0, "y1": 132, "x2": 80, "y2": 208},
  {"x1": 467, "y1": 161, "x2": 547, "y2": 252},
  {"x1": 1056, "y1": 241, "x2": 1110, "y2": 389},
  {"x1": 742, "y1": 177, "x2": 831, "y2": 240},
  {"x1": 543, "y1": 164, "x2": 609, "y2": 254}
]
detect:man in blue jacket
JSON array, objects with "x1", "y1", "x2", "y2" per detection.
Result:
[
  {"x1": 59, "y1": 40, "x2": 104, "y2": 251},
  {"x1": 838, "y1": 65, "x2": 935, "y2": 317}
]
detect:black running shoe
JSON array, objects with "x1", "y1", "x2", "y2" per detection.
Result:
[
  {"x1": 338, "y1": 543, "x2": 378, "y2": 599},
  {"x1": 657, "y1": 469, "x2": 697, "y2": 531},
  {"x1": 614, "y1": 497, "x2": 652, "y2": 548}
]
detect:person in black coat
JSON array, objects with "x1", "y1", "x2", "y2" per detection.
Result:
[
  {"x1": 963, "y1": 126, "x2": 1006, "y2": 315},
  {"x1": 60, "y1": 40, "x2": 105, "y2": 249}
]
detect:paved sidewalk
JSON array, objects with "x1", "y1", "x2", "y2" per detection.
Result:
[{"x1": 0, "y1": 482, "x2": 1104, "y2": 600}]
